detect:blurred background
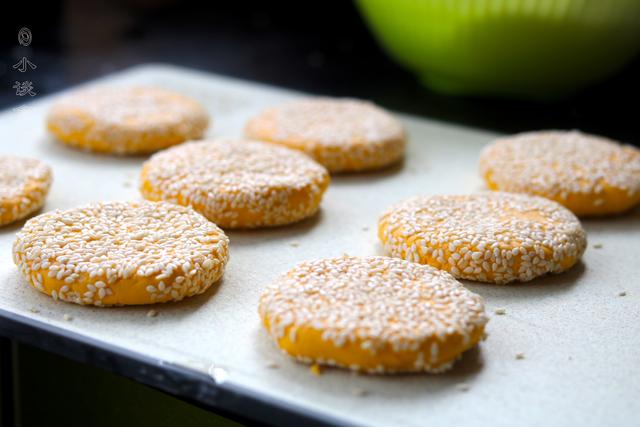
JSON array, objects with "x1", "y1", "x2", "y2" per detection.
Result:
[{"x1": 1, "y1": 0, "x2": 640, "y2": 143}]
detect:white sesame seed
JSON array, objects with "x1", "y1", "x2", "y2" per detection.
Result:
[
  {"x1": 494, "y1": 308, "x2": 507, "y2": 315},
  {"x1": 456, "y1": 383, "x2": 470, "y2": 392},
  {"x1": 351, "y1": 388, "x2": 368, "y2": 397}
]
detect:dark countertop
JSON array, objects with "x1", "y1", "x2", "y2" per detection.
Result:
[{"x1": 1, "y1": 1, "x2": 639, "y2": 144}]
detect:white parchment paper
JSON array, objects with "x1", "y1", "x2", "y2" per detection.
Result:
[{"x1": 0, "y1": 65, "x2": 638, "y2": 427}]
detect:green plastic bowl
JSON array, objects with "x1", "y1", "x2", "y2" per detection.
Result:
[{"x1": 356, "y1": 0, "x2": 640, "y2": 99}]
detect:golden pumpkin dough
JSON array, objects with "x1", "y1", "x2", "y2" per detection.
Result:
[
  {"x1": 378, "y1": 193, "x2": 587, "y2": 284},
  {"x1": 13, "y1": 201, "x2": 229, "y2": 306},
  {"x1": 0, "y1": 156, "x2": 52, "y2": 227},
  {"x1": 245, "y1": 98, "x2": 406, "y2": 173},
  {"x1": 140, "y1": 139, "x2": 330, "y2": 229},
  {"x1": 479, "y1": 130, "x2": 640, "y2": 216},
  {"x1": 259, "y1": 256, "x2": 488, "y2": 373},
  {"x1": 47, "y1": 86, "x2": 209, "y2": 154}
]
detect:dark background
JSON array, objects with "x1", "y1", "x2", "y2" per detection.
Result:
[{"x1": 1, "y1": 0, "x2": 639, "y2": 144}]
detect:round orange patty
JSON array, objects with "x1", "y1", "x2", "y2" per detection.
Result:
[
  {"x1": 140, "y1": 139, "x2": 330, "y2": 228},
  {"x1": 245, "y1": 98, "x2": 406, "y2": 173},
  {"x1": 479, "y1": 130, "x2": 640, "y2": 216},
  {"x1": 379, "y1": 193, "x2": 587, "y2": 284},
  {"x1": 259, "y1": 255, "x2": 488, "y2": 374},
  {"x1": 0, "y1": 156, "x2": 52, "y2": 227},
  {"x1": 47, "y1": 86, "x2": 209, "y2": 154},
  {"x1": 13, "y1": 201, "x2": 229, "y2": 306}
]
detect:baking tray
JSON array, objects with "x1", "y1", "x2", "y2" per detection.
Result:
[{"x1": 1, "y1": 64, "x2": 638, "y2": 427}]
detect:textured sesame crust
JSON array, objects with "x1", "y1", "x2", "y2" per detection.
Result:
[
  {"x1": 140, "y1": 139, "x2": 330, "y2": 229},
  {"x1": 378, "y1": 193, "x2": 587, "y2": 284},
  {"x1": 259, "y1": 256, "x2": 487, "y2": 374},
  {"x1": 0, "y1": 156, "x2": 52, "y2": 227},
  {"x1": 46, "y1": 86, "x2": 209, "y2": 155},
  {"x1": 245, "y1": 98, "x2": 406, "y2": 173},
  {"x1": 479, "y1": 130, "x2": 640, "y2": 216},
  {"x1": 13, "y1": 201, "x2": 229, "y2": 306}
]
